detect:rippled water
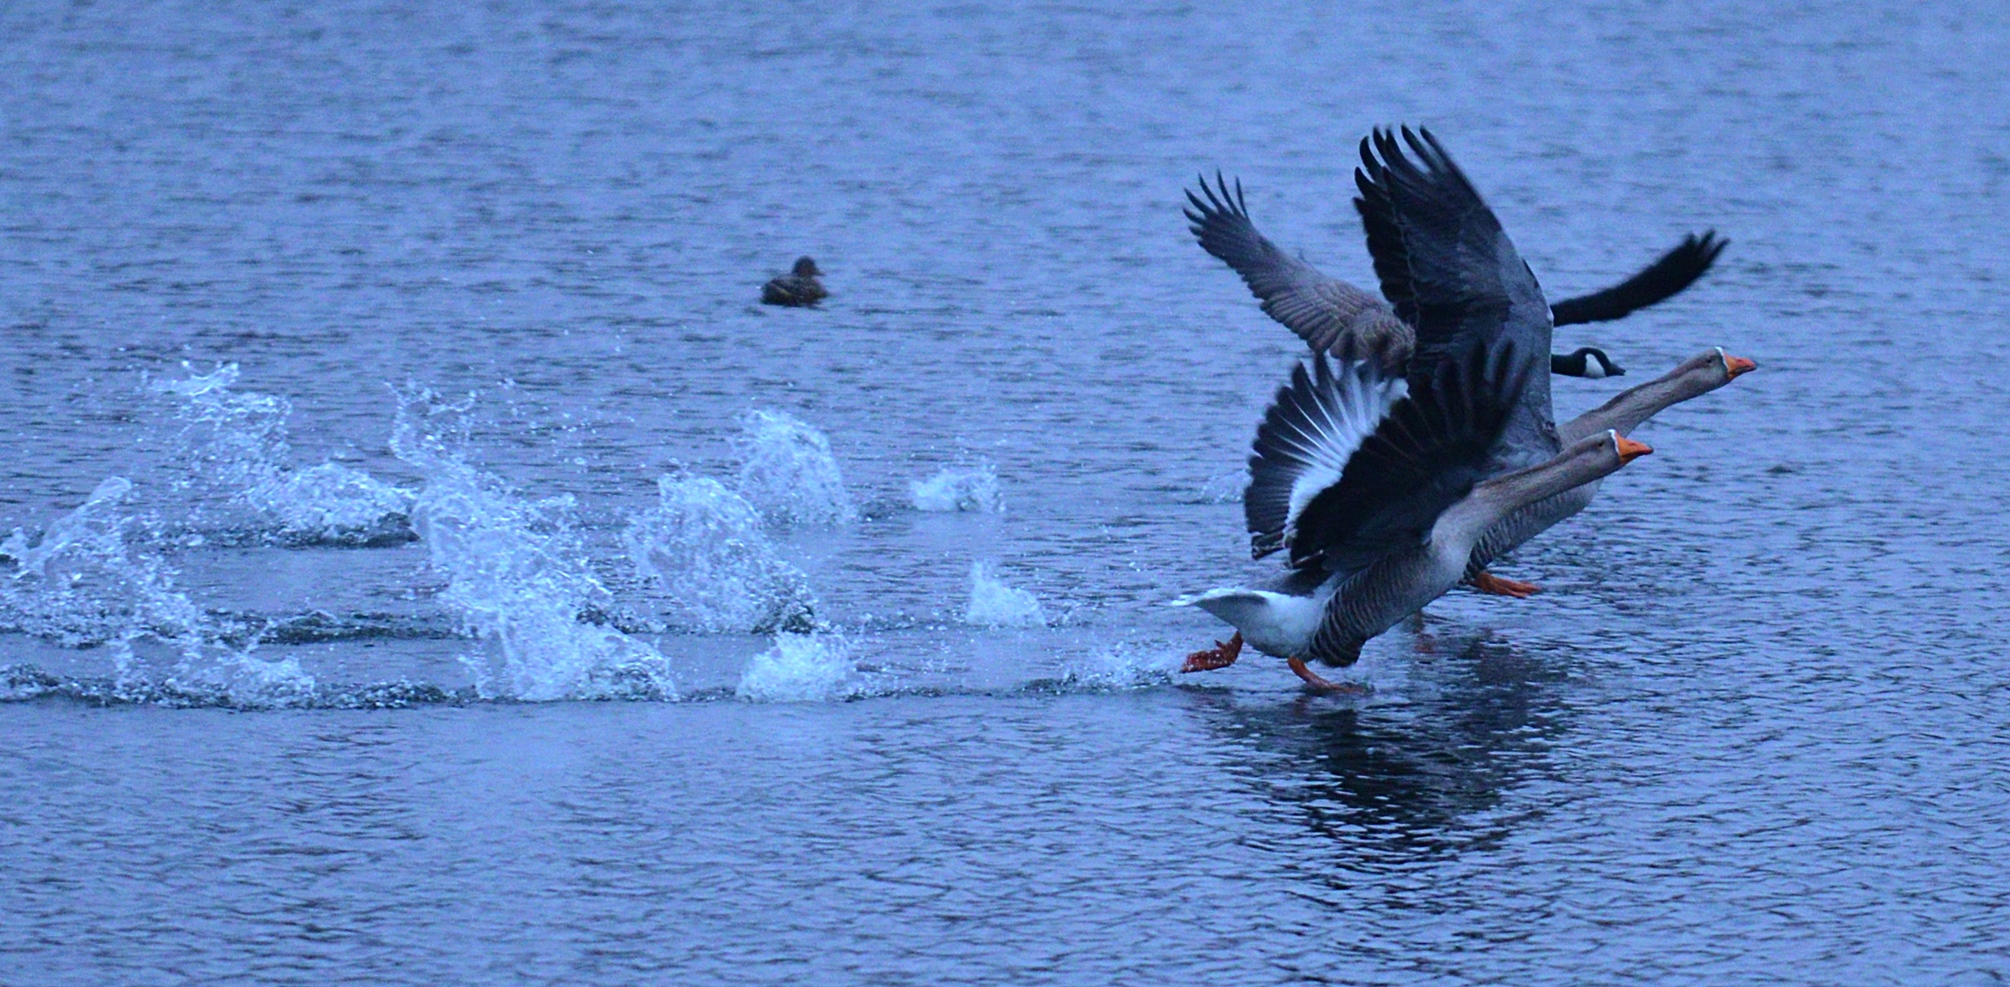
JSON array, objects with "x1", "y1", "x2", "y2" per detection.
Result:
[{"x1": 4, "y1": 0, "x2": 2009, "y2": 983}]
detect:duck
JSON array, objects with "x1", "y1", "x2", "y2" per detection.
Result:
[
  {"x1": 1184, "y1": 171, "x2": 1727, "y2": 377},
  {"x1": 1175, "y1": 341, "x2": 1652, "y2": 690},
  {"x1": 761, "y1": 256, "x2": 827, "y2": 307}
]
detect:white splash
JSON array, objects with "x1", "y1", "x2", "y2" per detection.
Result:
[
  {"x1": 736, "y1": 632, "x2": 853, "y2": 702},
  {"x1": 0, "y1": 476, "x2": 314, "y2": 704},
  {"x1": 964, "y1": 561, "x2": 1047, "y2": 628},
  {"x1": 732, "y1": 409, "x2": 855, "y2": 525},
  {"x1": 910, "y1": 460, "x2": 1005, "y2": 513},
  {"x1": 1200, "y1": 469, "x2": 1247, "y2": 504},
  {"x1": 623, "y1": 475, "x2": 819, "y2": 634},
  {"x1": 151, "y1": 363, "x2": 414, "y2": 544},
  {"x1": 392, "y1": 389, "x2": 675, "y2": 701}
]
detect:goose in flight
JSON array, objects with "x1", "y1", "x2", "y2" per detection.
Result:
[
  {"x1": 1350, "y1": 127, "x2": 1755, "y2": 598},
  {"x1": 1176, "y1": 341, "x2": 1651, "y2": 689},
  {"x1": 1185, "y1": 172, "x2": 1727, "y2": 376}
]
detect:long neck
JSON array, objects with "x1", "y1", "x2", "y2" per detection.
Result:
[
  {"x1": 1559, "y1": 358, "x2": 1719, "y2": 445},
  {"x1": 1434, "y1": 433, "x2": 1620, "y2": 548}
]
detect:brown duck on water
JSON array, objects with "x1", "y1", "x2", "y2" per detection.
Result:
[{"x1": 761, "y1": 257, "x2": 828, "y2": 307}]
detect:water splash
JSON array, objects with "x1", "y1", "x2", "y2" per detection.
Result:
[
  {"x1": 624, "y1": 475, "x2": 819, "y2": 634},
  {"x1": 0, "y1": 476, "x2": 315, "y2": 705},
  {"x1": 1199, "y1": 469, "x2": 1246, "y2": 504},
  {"x1": 735, "y1": 632, "x2": 854, "y2": 702},
  {"x1": 391, "y1": 389, "x2": 676, "y2": 701},
  {"x1": 150, "y1": 363, "x2": 414, "y2": 545},
  {"x1": 910, "y1": 460, "x2": 1005, "y2": 513},
  {"x1": 964, "y1": 561, "x2": 1047, "y2": 628},
  {"x1": 733, "y1": 410, "x2": 855, "y2": 525}
]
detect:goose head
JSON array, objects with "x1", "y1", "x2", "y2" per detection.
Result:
[
  {"x1": 792, "y1": 256, "x2": 823, "y2": 278},
  {"x1": 1668, "y1": 346, "x2": 1758, "y2": 384},
  {"x1": 1558, "y1": 346, "x2": 1626, "y2": 379}
]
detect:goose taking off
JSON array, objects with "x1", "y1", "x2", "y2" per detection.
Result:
[
  {"x1": 1184, "y1": 172, "x2": 1727, "y2": 376},
  {"x1": 1263, "y1": 128, "x2": 1754, "y2": 605},
  {"x1": 761, "y1": 256, "x2": 828, "y2": 307},
  {"x1": 1176, "y1": 341, "x2": 1651, "y2": 690}
]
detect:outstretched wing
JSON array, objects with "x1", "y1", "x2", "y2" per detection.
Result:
[
  {"x1": 1284, "y1": 339, "x2": 1530, "y2": 575},
  {"x1": 1354, "y1": 126, "x2": 1556, "y2": 463},
  {"x1": 1244, "y1": 356, "x2": 1409, "y2": 560},
  {"x1": 1549, "y1": 231, "x2": 1728, "y2": 326},
  {"x1": 1186, "y1": 173, "x2": 1410, "y2": 368}
]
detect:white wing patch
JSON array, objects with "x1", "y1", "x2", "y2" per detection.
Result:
[{"x1": 1245, "y1": 357, "x2": 1406, "y2": 558}]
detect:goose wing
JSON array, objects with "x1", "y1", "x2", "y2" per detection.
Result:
[
  {"x1": 1354, "y1": 126, "x2": 1557, "y2": 462},
  {"x1": 1549, "y1": 231, "x2": 1727, "y2": 326},
  {"x1": 1186, "y1": 173, "x2": 1410, "y2": 368},
  {"x1": 1283, "y1": 339, "x2": 1530, "y2": 576},
  {"x1": 1244, "y1": 356, "x2": 1409, "y2": 560}
]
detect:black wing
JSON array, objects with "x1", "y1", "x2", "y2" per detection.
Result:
[
  {"x1": 1355, "y1": 126, "x2": 1557, "y2": 465},
  {"x1": 1186, "y1": 173, "x2": 1409, "y2": 368},
  {"x1": 1284, "y1": 339, "x2": 1530, "y2": 574},
  {"x1": 1549, "y1": 231, "x2": 1728, "y2": 326}
]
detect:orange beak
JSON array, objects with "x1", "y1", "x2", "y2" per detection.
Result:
[
  {"x1": 1614, "y1": 434, "x2": 1653, "y2": 463},
  {"x1": 1723, "y1": 353, "x2": 1758, "y2": 378}
]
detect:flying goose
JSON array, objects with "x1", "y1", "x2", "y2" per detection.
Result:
[
  {"x1": 1176, "y1": 341, "x2": 1651, "y2": 690},
  {"x1": 1184, "y1": 173, "x2": 1727, "y2": 376},
  {"x1": 761, "y1": 256, "x2": 828, "y2": 307}
]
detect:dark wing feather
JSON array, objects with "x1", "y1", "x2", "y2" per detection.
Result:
[
  {"x1": 1186, "y1": 173, "x2": 1409, "y2": 367},
  {"x1": 1283, "y1": 339, "x2": 1530, "y2": 574},
  {"x1": 1549, "y1": 231, "x2": 1728, "y2": 326},
  {"x1": 1354, "y1": 127, "x2": 1557, "y2": 464}
]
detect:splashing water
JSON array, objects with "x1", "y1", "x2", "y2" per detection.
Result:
[
  {"x1": 733, "y1": 410, "x2": 856, "y2": 525},
  {"x1": 964, "y1": 561, "x2": 1047, "y2": 628},
  {"x1": 910, "y1": 460, "x2": 1006, "y2": 513},
  {"x1": 391, "y1": 389, "x2": 676, "y2": 701},
  {"x1": 150, "y1": 363, "x2": 414, "y2": 545},
  {"x1": 0, "y1": 476, "x2": 315, "y2": 705},
  {"x1": 735, "y1": 632, "x2": 854, "y2": 702},
  {"x1": 624, "y1": 475, "x2": 820, "y2": 634},
  {"x1": 1199, "y1": 469, "x2": 1246, "y2": 505}
]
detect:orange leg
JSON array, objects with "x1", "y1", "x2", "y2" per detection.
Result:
[
  {"x1": 1470, "y1": 570, "x2": 1541, "y2": 599},
  {"x1": 1181, "y1": 632, "x2": 1243, "y2": 673},
  {"x1": 1287, "y1": 656, "x2": 1370, "y2": 695}
]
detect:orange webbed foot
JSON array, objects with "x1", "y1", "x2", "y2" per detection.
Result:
[
  {"x1": 1470, "y1": 570, "x2": 1541, "y2": 599},
  {"x1": 1181, "y1": 632, "x2": 1243, "y2": 673},
  {"x1": 1286, "y1": 656, "x2": 1371, "y2": 695}
]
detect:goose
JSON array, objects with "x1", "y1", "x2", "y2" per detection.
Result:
[
  {"x1": 1184, "y1": 172, "x2": 1727, "y2": 376},
  {"x1": 1175, "y1": 341, "x2": 1651, "y2": 690},
  {"x1": 1552, "y1": 346, "x2": 1625, "y2": 379},
  {"x1": 1460, "y1": 345, "x2": 1756, "y2": 597},
  {"x1": 761, "y1": 256, "x2": 828, "y2": 307}
]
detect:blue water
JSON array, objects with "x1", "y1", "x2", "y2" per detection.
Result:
[{"x1": 4, "y1": 0, "x2": 2009, "y2": 983}]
